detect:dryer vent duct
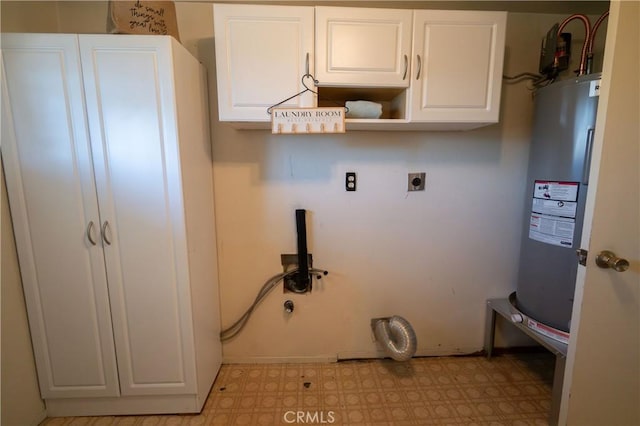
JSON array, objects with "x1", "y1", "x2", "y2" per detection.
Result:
[{"x1": 372, "y1": 316, "x2": 417, "y2": 362}]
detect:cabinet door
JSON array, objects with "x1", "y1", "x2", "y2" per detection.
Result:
[
  {"x1": 79, "y1": 35, "x2": 197, "y2": 396},
  {"x1": 410, "y1": 10, "x2": 506, "y2": 123},
  {"x1": 1, "y1": 33, "x2": 119, "y2": 398},
  {"x1": 214, "y1": 4, "x2": 315, "y2": 121},
  {"x1": 315, "y1": 7, "x2": 413, "y2": 88}
]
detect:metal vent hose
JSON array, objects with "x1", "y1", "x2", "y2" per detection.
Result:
[{"x1": 373, "y1": 316, "x2": 417, "y2": 362}]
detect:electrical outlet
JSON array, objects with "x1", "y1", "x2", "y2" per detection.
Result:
[
  {"x1": 408, "y1": 172, "x2": 426, "y2": 191},
  {"x1": 345, "y1": 172, "x2": 356, "y2": 191}
]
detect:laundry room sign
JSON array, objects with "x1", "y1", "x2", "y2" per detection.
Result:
[{"x1": 271, "y1": 107, "x2": 345, "y2": 134}]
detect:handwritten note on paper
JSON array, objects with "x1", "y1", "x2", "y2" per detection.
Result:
[{"x1": 107, "y1": 1, "x2": 180, "y2": 41}]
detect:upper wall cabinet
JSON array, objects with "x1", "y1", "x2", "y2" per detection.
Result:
[
  {"x1": 212, "y1": 4, "x2": 507, "y2": 130},
  {"x1": 213, "y1": 4, "x2": 314, "y2": 122},
  {"x1": 315, "y1": 7, "x2": 413, "y2": 88},
  {"x1": 410, "y1": 10, "x2": 507, "y2": 124}
]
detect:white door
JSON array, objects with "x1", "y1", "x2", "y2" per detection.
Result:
[
  {"x1": 315, "y1": 7, "x2": 413, "y2": 87},
  {"x1": 213, "y1": 4, "x2": 315, "y2": 122},
  {"x1": 410, "y1": 10, "x2": 506, "y2": 123},
  {"x1": 560, "y1": 2, "x2": 639, "y2": 424},
  {"x1": 0, "y1": 33, "x2": 119, "y2": 398},
  {"x1": 79, "y1": 35, "x2": 197, "y2": 396}
]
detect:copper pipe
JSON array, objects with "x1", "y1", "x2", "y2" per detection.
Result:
[
  {"x1": 557, "y1": 14, "x2": 592, "y2": 76},
  {"x1": 585, "y1": 11, "x2": 609, "y2": 74},
  {"x1": 588, "y1": 11, "x2": 609, "y2": 56}
]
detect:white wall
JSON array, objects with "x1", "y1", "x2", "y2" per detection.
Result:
[
  {"x1": 0, "y1": 1, "x2": 60, "y2": 32},
  {"x1": 1, "y1": 164, "x2": 47, "y2": 426},
  {"x1": 190, "y1": 7, "x2": 607, "y2": 362},
  {"x1": 0, "y1": 1, "x2": 609, "y2": 371}
]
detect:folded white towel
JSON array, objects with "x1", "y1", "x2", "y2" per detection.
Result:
[{"x1": 345, "y1": 100, "x2": 383, "y2": 119}]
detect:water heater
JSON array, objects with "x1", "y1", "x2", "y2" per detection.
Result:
[{"x1": 515, "y1": 74, "x2": 601, "y2": 335}]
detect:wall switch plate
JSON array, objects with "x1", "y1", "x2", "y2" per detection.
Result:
[
  {"x1": 345, "y1": 172, "x2": 356, "y2": 191},
  {"x1": 408, "y1": 172, "x2": 426, "y2": 191}
]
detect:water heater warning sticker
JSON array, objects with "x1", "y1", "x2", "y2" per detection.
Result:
[
  {"x1": 529, "y1": 180, "x2": 579, "y2": 247},
  {"x1": 533, "y1": 181, "x2": 578, "y2": 201},
  {"x1": 532, "y1": 198, "x2": 577, "y2": 218},
  {"x1": 529, "y1": 214, "x2": 575, "y2": 247}
]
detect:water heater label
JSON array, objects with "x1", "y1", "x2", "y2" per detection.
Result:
[
  {"x1": 526, "y1": 317, "x2": 570, "y2": 344},
  {"x1": 530, "y1": 181, "x2": 579, "y2": 247},
  {"x1": 533, "y1": 181, "x2": 578, "y2": 202},
  {"x1": 529, "y1": 213, "x2": 575, "y2": 247},
  {"x1": 532, "y1": 198, "x2": 578, "y2": 218},
  {"x1": 589, "y1": 79, "x2": 602, "y2": 97}
]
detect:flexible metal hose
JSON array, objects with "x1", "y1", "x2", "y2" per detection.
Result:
[
  {"x1": 585, "y1": 11, "x2": 609, "y2": 74},
  {"x1": 373, "y1": 316, "x2": 417, "y2": 362},
  {"x1": 557, "y1": 14, "x2": 592, "y2": 76},
  {"x1": 220, "y1": 267, "x2": 327, "y2": 341}
]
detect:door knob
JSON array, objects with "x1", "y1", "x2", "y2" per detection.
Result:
[{"x1": 595, "y1": 250, "x2": 629, "y2": 272}]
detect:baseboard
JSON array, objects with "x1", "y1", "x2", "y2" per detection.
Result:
[
  {"x1": 337, "y1": 346, "x2": 484, "y2": 361},
  {"x1": 45, "y1": 394, "x2": 202, "y2": 417},
  {"x1": 480, "y1": 345, "x2": 551, "y2": 356},
  {"x1": 222, "y1": 347, "x2": 491, "y2": 364},
  {"x1": 222, "y1": 355, "x2": 338, "y2": 364}
]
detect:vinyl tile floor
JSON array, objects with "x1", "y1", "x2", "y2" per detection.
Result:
[{"x1": 40, "y1": 352, "x2": 554, "y2": 426}]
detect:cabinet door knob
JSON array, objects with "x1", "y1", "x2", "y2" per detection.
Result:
[
  {"x1": 416, "y1": 55, "x2": 422, "y2": 80},
  {"x1": 86, "y1": 221, "x2": 97, "y2": 246},
  {"x1": 305, "y1": 52, "x2": 310, "y2": 75},
  {"x1": 402, "y1": 54, "x2": 408, "y2": 80},
  {"x1": 101, "y1": 221, "x2": 112, "y2": 246}
]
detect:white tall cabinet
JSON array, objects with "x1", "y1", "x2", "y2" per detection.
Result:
[{"x1": 1, "y1": 33, "x2": 221, "y2": 416}]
